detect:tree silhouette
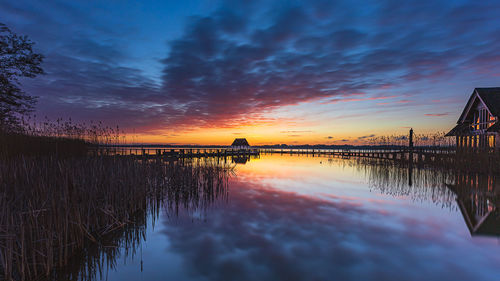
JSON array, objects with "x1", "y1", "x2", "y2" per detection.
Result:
[{"x1": 0, "y1": 23, "x2": 43, "y2": 131}]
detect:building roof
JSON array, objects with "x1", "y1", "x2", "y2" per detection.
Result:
[
  {"x1": 231, "y1": 138, "x2": 250, "y2": 146},
  {"x1": 458, "y1": 87, "x2": 500, "y2": 123},
  {"x1": 476, "y1": 87, "x2": 500, "y2": 116},
  {"x1": 445, "y1": 123, "x2": 473, "y2": 136}
]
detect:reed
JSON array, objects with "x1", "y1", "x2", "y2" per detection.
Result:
[
  {"x1": 322, "y1": 157, "x2": 456, "y2": 208},
  {"x1": 356, "y1": 158, "x2": 456, "y2": 208},
  {"x1": 0, "y1": 155, "x2": 231, "y2": 281},
  {"x1": 325, "y1": 154, "x2": 500, "y2": 215},
  {"x1": 0, "y1": 132, "x2": 88, "y2": 157},
  {"x1": 366, "y1": 131, "x2": 454, "y2": 147},
  {"x1": 363, "y1": 131, "x2": 500, "y2": 173},
  {"x1": 0, "y1": 116, "x2": 129, "y2": 158},
  {"x1": 18, "y1": 116, "x2": 124, "y2": 145}
]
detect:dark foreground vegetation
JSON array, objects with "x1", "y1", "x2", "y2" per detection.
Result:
[
  {"x1": 0, "y1": 116, "x2": 126, "y2": 157},
  {"x1": 0, "y1": 132, "x2": 88, "y2": 157},
  {"x1": 0, "y1": 120, "x2": 232, "y2": 281},
  {"x1": 0, "y1": 153, "x2": 231, "y2": 281}
]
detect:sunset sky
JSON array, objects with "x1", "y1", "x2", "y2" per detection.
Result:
[{"x1": 2, "y1": 0, "x2": 500, "y2": 145}]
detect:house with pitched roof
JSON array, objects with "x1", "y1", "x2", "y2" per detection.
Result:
[
  {"x1": 446, "y1": 88, "x2": 500, "y2": 149},
  {"x1": 230, "y1": 138, "x2": 250, "y2": 150}
]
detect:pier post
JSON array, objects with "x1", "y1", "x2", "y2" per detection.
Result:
[
  {"x1": 407, "y1": 129, "x2": 414, "y2": 185},
  {"x1": 408, "y1": 128, "x2": 414, "y2": 163},
  {"x1": 409, "y1": 128, "x2": 414, "y2": 150}
]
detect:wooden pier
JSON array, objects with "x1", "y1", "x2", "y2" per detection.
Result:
[
  {"x1": 94, "y1": 147, "x2": 260, "y2": 159},
  {"x1": 259, "y1": 147, "x2": 455, "y2": 164},
  {"x1": 95, "y1": 146, "x2": 456, "y2": 165}
]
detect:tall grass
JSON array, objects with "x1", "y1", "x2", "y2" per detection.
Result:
[
  {"x1": 0, "y1": 117, "x2": 128, "y2": 158},
  {"x1": 327, "y1": 153, "x2": 500, "y2": 217},
  {"x1": 356, "y1": 158, "x2": 456, "y2": 208},
  {"x1": 363, "y1": 131, "x2": 500, "y2": 173},
  {"x1": 323, "y1": 157, "x2": 456, "y2": 208},
  {"x1": 0, "y1": 132, "x2": 88, "y2": 157},
  {"x1": 18, "y1": 116, "x2": 124, "y2": 145},
  {"x1": 0, "y1": 154, "x2": 231, "y2": 281},
  {"x1": 366, "y1": 131, "x2": 454, "y2": 147}
]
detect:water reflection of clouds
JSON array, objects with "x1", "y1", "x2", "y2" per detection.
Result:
[
  {"x1": 162, "y1": 180, "x2": 500, "y2": 281},
  {"x1": 234, "y1": 155, "x2": 371, "y2": 200}
]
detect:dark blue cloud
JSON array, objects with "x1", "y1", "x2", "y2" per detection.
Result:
[
  {"x1": 358, "y1": 134, "x2": 376, "y2": 140},
  {"x1": 1, "y1": 0, "x2": 500, "y2": 131},
  {"x1": 160, "y1": 0, "x2": 500, "y2": 128}
]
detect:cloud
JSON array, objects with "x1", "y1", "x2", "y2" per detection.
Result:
[
  {"x1": 424, "y1": 113, "x2": 450, "y2": 117},
  {"x1": 3, "y1": 0, "x2": 500, "y2": 132},
  {"x1": 280, "y1": 130, "x2": 313, "y2": 133},
  {"x1": 326, "y1": 136, "x2": 333, "y2": 139},
  {"x1": 377, "y1": 100, "x2": 414, "y2": 106},
  {"x1": 358, "y1": 134, "x2": 376, "y2": 140},
  {"x1": 321, "y1": 95, "x2": 399, "y2": 105},
  {"x1": 159, "y1": 0, "x2": 500, "y2": 129}
]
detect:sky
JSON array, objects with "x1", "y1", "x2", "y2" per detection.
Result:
[{"x1": 2, "y1": 0, "x2": 500, "y2": 145}]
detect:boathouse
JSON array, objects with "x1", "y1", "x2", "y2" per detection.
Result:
[
  {"x1": 231, "y1": 138, "x2": 250, "y2": 150},
  {"x1": 446, "y1": 88, "x2": 500, "y2": 149}
]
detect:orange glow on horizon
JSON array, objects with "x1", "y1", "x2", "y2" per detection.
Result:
[
  {"x1": 122, "y1": 125, "x2": 448, "y2": 146},
  {"x1": 117, "y1": 97, "x2": 455, "y2": 146}
]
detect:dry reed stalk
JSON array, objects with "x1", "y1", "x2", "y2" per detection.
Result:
[{"x1": 0, "y1": 155, "x2": 231, "y2": 281}]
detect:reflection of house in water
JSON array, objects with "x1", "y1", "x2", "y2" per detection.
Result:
[
  {"x1": 446, "y1": 173, "x2": 500, "y2": 237},
  {"x1": 232, "y1": 155, "x2": 250, "y2": 164},
  {"x1": 446, "y1": 88, "x2": 500, "y2": 149},
  {"x1": 231, "y1": 138, "x2": 250, "y2": 150},
  {"x1": 231, "y1": 154, "x2": 260, "y2": 165}
]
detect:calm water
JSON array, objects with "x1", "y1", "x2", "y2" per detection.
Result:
[{"x1": 79, "y1": 154, "x2": 500, "y2": 281}]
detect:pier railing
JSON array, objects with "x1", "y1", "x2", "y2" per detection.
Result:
[
  {"x1": 91, "y1": 147, "x2": 260, "y2": 158},
  {"x1": 259, "y1": 147, "x2": 457, "y2": 162},
  {"x1": 91, "y1": 144, "x2": 500, "y2": 173},
  {"x1": 93, "y1": 145, "x2": 451, "y2": 159}
]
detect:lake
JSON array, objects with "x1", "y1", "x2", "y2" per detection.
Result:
[{"x1": 68, "y1": 153, "x2": 500, "y2": 281}]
